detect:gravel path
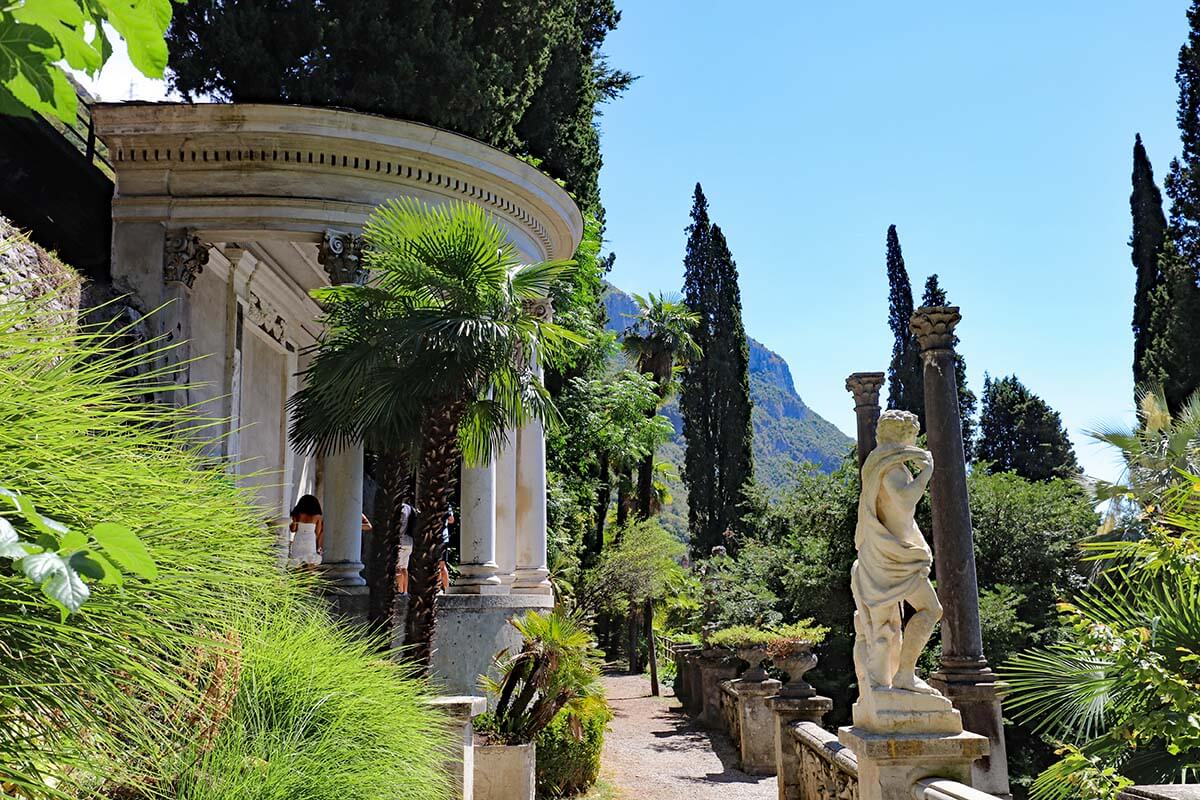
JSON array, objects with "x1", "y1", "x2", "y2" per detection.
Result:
[{"x1": 599, "y1": 672, "x2": 776, "y2": 800}]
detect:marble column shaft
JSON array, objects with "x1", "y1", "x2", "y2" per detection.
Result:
[
  {"x1": 494, "y1": 435, "x2": 518, "y2": 586},
  {"x1": 514, "y1": 412, "x2": 551, "y2": 594},
  {"x1": 910, "y1": 305, "x2": 1009, "y2": 797},
  {"x1": 453, "y1": 461, "x2": 503, "y2": 593},
  {"x1": 321, "y1": 443, "x2": 366, "y2": 587}
]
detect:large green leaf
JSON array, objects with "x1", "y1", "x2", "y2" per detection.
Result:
[
  {"x1": 0, "y1": 15, "x2": 76, "y2": 121},
  {"x1": 95, "y1": 0, "x2": 173, "y2": 78},
  {"x1": 12, "y1": 0, "x2": 102, "y2": 73},
  {"x1": 90, "y1": 520, "x2": 157, "y2": 578}
]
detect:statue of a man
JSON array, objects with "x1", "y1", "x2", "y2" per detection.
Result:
[{"x1": 852, "y1": 409, "x2": 943, "y2": 698}]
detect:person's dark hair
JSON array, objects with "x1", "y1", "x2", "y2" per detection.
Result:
[{"x1": 291, "y1": 494, "x2": 322, "y2": 517}]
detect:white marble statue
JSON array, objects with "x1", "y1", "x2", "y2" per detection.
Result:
[{"x1": 851, "y1": 410, "x2": 959, "y2": 733}]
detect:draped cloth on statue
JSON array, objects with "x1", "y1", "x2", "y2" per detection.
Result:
[{"x1": 851, "y1": 444, "x2": 933, "y2": 610}]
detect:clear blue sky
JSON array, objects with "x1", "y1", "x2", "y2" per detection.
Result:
[{"x1": 597, "y1": 1, "x2": 1187, "y2": 480}]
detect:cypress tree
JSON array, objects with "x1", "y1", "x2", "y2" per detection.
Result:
[
  {"x1": 680, "y1": 185, "x2": 754, "y2": 558},
  {"x1": 885, "y1": 225, "x2": 923, "y2": 422},
  {"x1": 1131, "y1": 134, "x2": 1169, "y2": 395},
  {"x1": 1157, "y1": 1, "x2": 1200, "y2": 414},
  {"x1": 1140, "y1": 240, "x2": 1200, "y2": 412},
  {"x1": 977, "y1": 375, "x2": 1079, "y2": 482},
  {"x1": 1166, "y1": 1, "x2": 1200, "y2": 266},
  {"x1": 920, "y1": 274, "x2": 977, "y2": 461}
]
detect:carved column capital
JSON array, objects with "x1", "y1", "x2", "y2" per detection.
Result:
[
  {"x1": 845, "y1": 372, "x2": 885, "y2": 410},
  {"x1": 909, "y1": 306, "x2": 962, "y2": 354},
  {"x1": 521, "y1": 297, "x2": 554, "y2": 323},
  {"x1": 317, "y1": 229, "x2": 367, "y2": 285},
  {"x1": 163, "y1": 229, "x2": 209, "y2": 288}
]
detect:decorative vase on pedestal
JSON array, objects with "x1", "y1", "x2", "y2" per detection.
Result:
[
  {"x1": 772, "y1": 646, "x2": 818, "y2": 698},
  {"x1": 736, "y1": 646, "x2": 770, "y2": 682}
]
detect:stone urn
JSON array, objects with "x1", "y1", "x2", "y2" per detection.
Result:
[
  {"x1": 736, "y1": 646, "x2": 771, "y2": 683},
  {"x1": 473, "y1": 740, "x2": 536, "y2": 800},
  {"x1": 771, "y1": 644, "x2": 818, "y2": 698}
]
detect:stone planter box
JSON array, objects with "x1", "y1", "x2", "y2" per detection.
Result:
[{"x1": 474, "y1": 741, "x2": 536, "y2": 800}]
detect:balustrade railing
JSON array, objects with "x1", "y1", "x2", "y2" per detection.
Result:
[{"x1": 790, "y1": 721, "x2": 859, "y2": 800}]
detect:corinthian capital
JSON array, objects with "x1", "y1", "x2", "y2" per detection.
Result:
[
  {"x1": 845, "y1": 372, "x2": 885, "y2": 409},
  {"x1": 163, "y1": 229, "x2": 209, "y2": 288},
  {"x1": 909, "y1": 306, "x2": 962, "y2": 354},
  {"x1": 521, "y1": 297, "x2": 554, "y2": 323},
  {"x1": 318, "y1": 229, "x2": 367, "y2": 285}
]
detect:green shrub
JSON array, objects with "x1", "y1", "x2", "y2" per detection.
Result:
[
  {"x1": 536, "y1": 702, "x2": 613, "y2": 797},
  {"x1": 173, "y1": 601, "x2": 453, "y2": 800}
]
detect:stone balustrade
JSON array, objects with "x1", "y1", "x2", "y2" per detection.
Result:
[{"x1": 789, "y1": 721, "x2": 860, "y2": 800}]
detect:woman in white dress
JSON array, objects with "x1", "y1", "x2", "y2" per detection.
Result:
[{"x1": 288, "y1": 494, "x2": 324, "y2": 569}]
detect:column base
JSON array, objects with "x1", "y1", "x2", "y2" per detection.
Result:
[
  {"x1": 319, "y1": 581, "x2": 369, "y2": 625},
  {"x1": 430, "y1": 592, "x2": 554, "y2": 698},
  {"x1": 930, "y1": 668, "x2": 1010, "y2": 797},
  {"x1": 512, "y1": 567, "x2": 553, "y2": 595},
  {"x1": 838, "y1": 726, "x2": 989, "y2": 800},
  {"x1": 321, "y1": 559, "x2": 366, "y2": 586}
]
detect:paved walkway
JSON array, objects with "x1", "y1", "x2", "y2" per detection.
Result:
[{"x1": 599, "y1": 672, "x2": 776, "y2": 800}]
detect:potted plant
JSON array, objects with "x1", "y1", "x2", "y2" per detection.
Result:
[
  {"x1": 474, "y1": 610, "x2": 604, "y2": 800},
  {"x1": 708, "y1": 625, "x2": 775, "y2": 682},
  {"x1": 766, "y1": 620, "x2": 828, "y2": 698}
]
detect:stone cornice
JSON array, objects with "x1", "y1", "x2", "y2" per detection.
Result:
[{"x1": 92, "y1": 103, "x2": 582, "y2": 262}]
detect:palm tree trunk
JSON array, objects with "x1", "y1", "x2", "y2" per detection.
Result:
[
  {"x1": 615, "y1": 466, "x2": 632, "y2": 531},
  {"x1": 591, "y1": 450, "x2": 611, "y2": 562},
  {"x1": 367, "y1": 450, "x2": 411, "y2": 630},
  {"x1": 636, "y1": 452, "x2": 654, "y2": 519},
  {"x1": 403, "y1": 399, "x2": 464, "y2": 670}
]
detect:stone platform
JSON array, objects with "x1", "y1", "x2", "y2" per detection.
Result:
[{"x1": 430, "y1": 592, "x2": 554, "y2": 698}]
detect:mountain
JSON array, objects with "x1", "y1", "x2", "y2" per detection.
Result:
[{"x1": 601, "y1": 285, "x2": 852, "y2": 497}]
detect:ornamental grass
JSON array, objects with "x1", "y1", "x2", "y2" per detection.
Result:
[{"x1": 0, "y1": 296, "x2": 450, "y2": 799}]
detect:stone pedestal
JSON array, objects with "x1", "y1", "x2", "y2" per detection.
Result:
[
  {"x1": 838, "y1": 727, "x2": 989, "y2": 800},
  {"x1": 929, "y1": 672, "x2": 1010, "y2": 797},
  {"x1": 474, "y1": 742, "x2": 536, "y2": 800},
  {"x1": 728, "y1": 679, "x2": 783, "y2": 775},
  {"x1": 683, "y1": 649, "x2": 705, "y2": 715},
  {"x1": 428, "y1": 695, "x2": 487, "y2": 800},
  {"x1": 769, "y1": 694, "x2": 833, "y2": 800},
  {"x1": 430, "y1": 592, "x2": 553, "y2": 698},
  {"x1": 696, "y1": 650, "x2": 741, "y2": 728},
  {"x1": 673, "y1": 644, "x2": 701, "y2": 706}
]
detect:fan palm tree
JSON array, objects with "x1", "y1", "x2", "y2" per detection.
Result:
[
  {"x1": 1085, "y1": 385, "x2": 1200, "y2": 539},
  {"x1": 620, "y1": 293, "x2": 700, "y2": 518},
  {"x1": 290, "y1": 198, "x2": 580, "y2": 668},
  {"x1": 1001, "y1": 387, "x2": 1200, "y2": 799}
]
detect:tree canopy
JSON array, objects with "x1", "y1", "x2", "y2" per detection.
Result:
[
  {"x1": 165, "y1": 0, "x2": 632, "y2": 218},
  {"x1": 977, "y1": 374, "x2": 1079, "y2": 482}
]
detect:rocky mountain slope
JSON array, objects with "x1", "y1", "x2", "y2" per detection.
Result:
[{"x1": 602, "y1": 285, "x2": 851, "y2": 495}]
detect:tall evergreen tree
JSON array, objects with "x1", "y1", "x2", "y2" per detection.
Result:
[
  {"x1": 1130, "y1": 134, "x2": 1170, "y2": 395},
  {"x1": 165, "y1": 0, "x2": 632, "y2": 218},
  {"x1": 1140, "y1": 240, "x2": 1200, "y2": 412},
  {"x1": 680, "y1": 185, "x2": 754, "y2": 558},
  {"x1": 1166, "y1": 1, "x2": 1200, "y2": 267},
  {"x1": 977, "y1": 374, "x2": 1080, "y2": 482},
  {"x1": 920, "y1": 274, "x2": 977, "y2": 461},
  {"x1": 1154, "y1": 3, "x2": 1200, "y2": 415},
  {"x1": 885, "y1": 225, "x2": 923, "y2": 422}
]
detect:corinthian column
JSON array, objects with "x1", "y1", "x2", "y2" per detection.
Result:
[
  {"x1": 452, "y1": 461, "x2": 503, "y2": 593},
  {"x1": 845, "y1": 372, "x2": 885, "y2": 470},
  {"x1": 909, "y1": 306, "x2": 1009, "y2": 796},
  {"x1": 514, "y1": 298, "x2": 553, "y2": 595}
]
